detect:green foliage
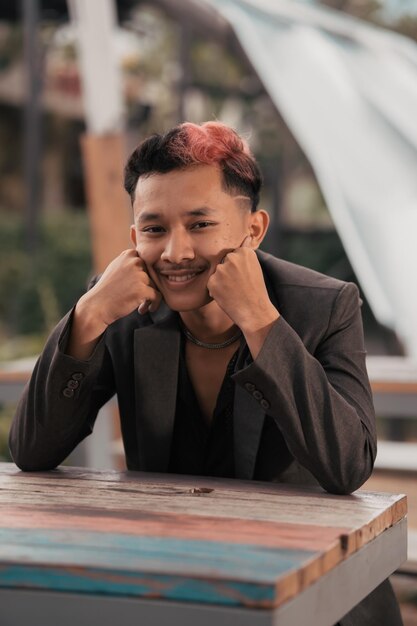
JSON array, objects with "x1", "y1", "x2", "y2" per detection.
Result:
[
  {"x1": 191, "y1": 40, "x2": 246, "y2": 90},
  {"x1": 280, "y1": 229, "x2": 354, "y2": 281},
  {"x1": 0, "y1": 211, "x2": 92, "y2": 356}
]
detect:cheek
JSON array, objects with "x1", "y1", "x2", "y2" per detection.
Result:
[
  {"x1": 199, "y1": 227, "x2": 243, "y2": 264},
  {"x1": 219, "y1": 223, "x2": 231, "y2": 238},
  {"x1": 196, "y1": 240, "x2": 227, "y2": 267},
  {"x1": 205, "y1": 224, "x2": 236, "y2": 251},
  {"x1": 134, "y1": 239, "x2": 161, "y2": 263},
  {"x1": 216, "y1": 223, "x2": 245, "y2": 251}
]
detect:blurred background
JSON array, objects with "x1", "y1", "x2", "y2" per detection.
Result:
[{"x1": 0, "y1": 0, "x2": 416, "y2": 619}]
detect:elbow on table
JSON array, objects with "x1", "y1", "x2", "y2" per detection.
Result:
[
  {"x1": 322, "y1": 463, "x2": 374, "y2": 496},
  {"x1": 8, "y1": 438, "x2": 60, "y2": 473},
  {"x1": 9, "y1": 451, "x2": 59, "y2": 473},
  {"x1": 323, "y1": 481, "x2": 361, "y2": 496},
  {"x1": 321, "y1": 437, "x2": 376, "y2": 495}
]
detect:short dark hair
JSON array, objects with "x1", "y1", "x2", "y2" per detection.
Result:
[{"x1": 124, "y1": 121, "x2": 262, "y2": 211}]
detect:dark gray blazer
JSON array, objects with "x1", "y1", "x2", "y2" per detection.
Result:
[
  {"x1": 9, "y1": 250, "x2": 377, "y2": 491},
  {"x1": 9, "y1": 250, "x2": 403, "y2": 625}
]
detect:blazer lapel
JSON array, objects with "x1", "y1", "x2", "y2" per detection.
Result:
[
  {"x1": 133, "y1": 252, "x2": 279, "y2": 478},
  {"x1": 134, "y1": 306, "x2": 180, "y2": 471}
]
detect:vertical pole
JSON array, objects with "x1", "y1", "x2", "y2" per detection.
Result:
[
  {"x1": 68, "y1": 0, "x2": 130, "y2": 273},
  {"x1": 80, "y1": 134, "x2": 132, "y2": 274},
  {"x1": 178, "y1": 20, "x2": 191, "y2": 123},
  {"x1": 22, "y1": 0, "x2": 42, "y2": 255},
  {"x1": 67, "y1": 0, "x2": 130, "y2": 469}
]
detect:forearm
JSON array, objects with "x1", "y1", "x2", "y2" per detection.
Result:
[
  {"x1": 9, "y1": 310, "x2": 113, "y2": 471},
  {"x1": 234, "y1": 314, "x2": 376, "y2": 494},
  {"x1": 9, "y1": 397, "x2": 92, "y2": 471},
  {"x1": 66, "y1": 294, "x2": 108, "y2": 361},
  {"x1": 268, "y1": 332, "x2": 375, "y2": 493}
]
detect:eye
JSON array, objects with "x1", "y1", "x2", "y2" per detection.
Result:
[
  {"x1": 191, "y1": 221, "x2": 215, "y2": 230},
  {"x1": 141, "y1": 226, "x2": 165, "y2": 234}
]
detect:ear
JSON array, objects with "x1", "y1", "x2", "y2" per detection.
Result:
[
  {"x1": 130, "y1": 224, "x2": 137, "y2": 248},
  {"x1": 248, "y1": 209, "x2": 269, "y2": 249}
]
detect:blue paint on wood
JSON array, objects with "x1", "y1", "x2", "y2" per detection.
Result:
[
  {"x1": 0, "y1": 564, "x2": 275, "y2": 606},
  {"x1": 0, "y1": 528, "x2": 316, "y2": 583}
]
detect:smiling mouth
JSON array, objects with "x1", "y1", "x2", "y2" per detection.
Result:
[
  {"x1": 166, "y1": 273, "x2": 199, "y2": 282},
  {"x1": 159, "y1": 269, "x2": 206, "y2": 287}
]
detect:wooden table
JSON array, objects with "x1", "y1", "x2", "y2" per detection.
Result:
[{"x1": 0, "y1": 463, "x2": 407, "y2": 626}]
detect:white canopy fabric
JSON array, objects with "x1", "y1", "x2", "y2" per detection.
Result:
[
  {"x1": 203, "y1": 0, "x2": 417, "y2": 355},
  {"x1": 299, "y1": 0, "x2": 417, "y2": 20}
]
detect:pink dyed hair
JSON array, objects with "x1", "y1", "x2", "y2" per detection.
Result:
[
  {"x1": 124, "y1": 121, "x2": 262, "y2": 211},
  {"x1": 170, "y1": 122, "x2": 255, "y2": 179}
]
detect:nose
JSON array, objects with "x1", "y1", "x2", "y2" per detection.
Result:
[{"x1": 160, "y1": 229, "x2": 195, "y2": 264}]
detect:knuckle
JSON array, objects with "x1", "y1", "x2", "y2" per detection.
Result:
[{"x1": 123, "y1": 249, "x2": 135, "y2": 257}]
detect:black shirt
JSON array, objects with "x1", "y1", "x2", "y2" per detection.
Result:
[{"x1": 168, "y1": 334, "x2": 240, "y2": 478}]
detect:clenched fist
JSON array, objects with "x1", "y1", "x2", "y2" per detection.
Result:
[
  {"x1": 67, "y1": 249, "x2": 162, "y2": 360},
  {"x1": 83, "y1": 249, "x2": 162, "y2": 326},
  {"x1": 207, "y1": 237, "x2": 279, "y2": 335}
]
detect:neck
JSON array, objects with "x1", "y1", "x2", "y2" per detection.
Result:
[{"x1": 179, "y1": 300, "x2": 238, "y2": 343}]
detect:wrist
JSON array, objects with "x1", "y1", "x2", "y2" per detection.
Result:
[
  {"x1": 240, "y1": 306, "x2": 279, "y2": 361},
  {"x1": 239, "y1": 304, "x2": 280, "y2": 336},
  {"x1": 74, "y1": 294, "x2": 108, "y2": 338},
  {"x1": 65, "y1": 296, "x2": 108, "y2": 361}
]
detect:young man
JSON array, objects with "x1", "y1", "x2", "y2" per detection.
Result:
[{"x1": 9, "y1": 122, "x2": 402, "y2": 625}]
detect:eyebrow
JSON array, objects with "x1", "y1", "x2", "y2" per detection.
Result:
[{"x1": 137, "y1": 206, "x2": 218, "y2": 224}]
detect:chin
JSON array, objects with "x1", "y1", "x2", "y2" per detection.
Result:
[{"x1": 163, "y1": 291, "x2": 212, "y2": 313}]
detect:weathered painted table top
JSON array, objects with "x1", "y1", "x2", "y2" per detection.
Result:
[{"x1": 0, "y1": 462, "x2": 406, "y2": 610}]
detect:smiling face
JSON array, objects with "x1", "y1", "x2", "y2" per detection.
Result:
[{"x1": 130, "y1": 164, "x2": 263, "y2": 312}]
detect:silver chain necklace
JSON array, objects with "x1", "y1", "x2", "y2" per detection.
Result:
[{"x1": 179, "y1": 320, "x2": 242, "y2": 349}]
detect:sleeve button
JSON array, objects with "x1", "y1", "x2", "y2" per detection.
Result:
[
  {"x1": 260, "y1": 399, "x2": 270, "y2": 410},
  {"x1": 253, "y1": 390, "x2": 263, "y2": 401},
  {"x1": 62, "y1": 388, "x2": 74, "y2": 398},
  {"x1": 67, "y1": 379, "x2": 79, "y2": 389},
  {"x1": 72, "y1": 372, "x2": 84, "y2": 381},
  {"x1": 245, "y1": 382, "x2": 256, "y2": 392}
]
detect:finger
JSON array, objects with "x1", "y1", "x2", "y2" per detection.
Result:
[
  {"x1": 135, "y1": 258, "x2": 162, "y2": 296},
  {"x1": 148, "y1": 291, "x2": 163, "y2": 312},
  {"x1": 138, "y1": 285, "x2": 163, "y2": 314},
  {"x1": 221, "y1": 235, "x2": 251, "y2": 261},
  {"x1": 240, "y1": 235, "x2": 252, "y2": 248},
  {"x1": 206, "y1": 274, "x2": 215, "y2": 294},
  {"x1": 138, "y1": 270, "x2": 154, "y2": 287},
  {"x1": 134, "y1": 256, "x2": 147, "y2": 272},
  {"x1": 134, "y1": 258, "x2": 160, "y2": 291},
  {"x1": 135, "y1": 264, "x2": 161, "y2": 293},
  {"x1": 122, "y1": 248, "x2": 139, "y2": 258},
  {"x1": 138, "y1": 299, "x2": 151, "y2": 315}
]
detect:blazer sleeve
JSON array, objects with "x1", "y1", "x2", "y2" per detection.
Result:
[
  {"x1": 8, "y1": 308, "x2": 115, "y2": 471},
  {"x1": 232, "y1": 282, "x2": 377, "y2": 495}
]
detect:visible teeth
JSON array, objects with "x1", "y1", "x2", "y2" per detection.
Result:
[{"x1": 167, "y1": 273, "x2": 197, "y2": 282}]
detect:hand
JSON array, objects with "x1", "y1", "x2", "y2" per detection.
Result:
[
  {"x1": 66, "y1": 250, "x2": 162, "y2": 360},
  {"x1": 207, "y1": 237, "x2": 279, "y2": 333},
  {"x1": 79, "y1": 249, "x2": 162, "y2": 328}
]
